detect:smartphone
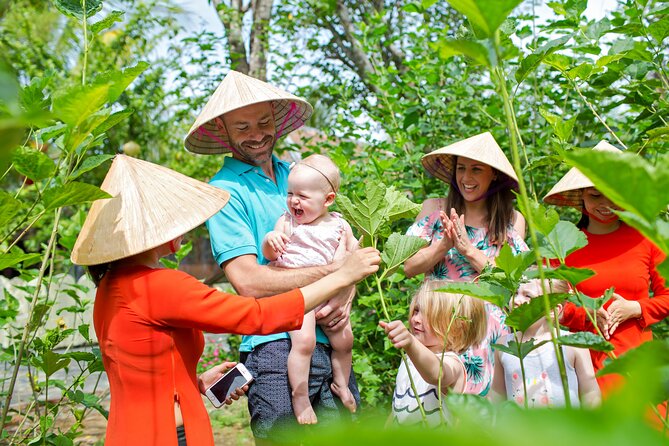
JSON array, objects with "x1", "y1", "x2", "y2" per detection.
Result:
[{"x1": 205, "y1": 363, "x2": 254, "y2": 408}]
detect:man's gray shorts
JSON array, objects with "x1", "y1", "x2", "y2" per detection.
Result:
[{"x1": 241, "y1": 339, "x2": 360, "y2": 441}]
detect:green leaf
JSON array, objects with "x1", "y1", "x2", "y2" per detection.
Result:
[
  {"x1": 659, "y1": 258, "x2": 669, "y2": 283},
  {"x1": 0, "y1": 249, "x2": 42, "y2": 270},
  {"x1": 506, "y1": 293, "x2": 568, "y2": 332},
  {"x1": 52, "y1": 83, "x2": 110, "y2": 128},
  {"x1": 12, "y1": 146, "x2": 56, "y2": 181},
  {"x1": 495, "y1": 244, "x2": 536, "y2": 281},
  {"x1": 0, "y1": 191, "x2": 23, "y2": 229},
  {"x1": 493, "y1": 338, "x2": 549, "y2": 360},
  {"x1": 525, "y1": 265, "x2": 595, "y2": 286},
  {"x1": 384, "y1": 187, "x2": 421, "y2": 222},
  {"x1": 62, "y1": 351, "x2": 96, "y2": 362},
  {"x1": 646, "y1": 126, "x2": 669, "y2": 142},
  {"x1": 435, "y1": 38, "x2": 491, "y2": 66},
  {"x1": 69, "y1": 154, "x2": 114, "y2": 180},
  {"x1": 539, "y1": 109, "x2": 575, "y2": 142},
  {"x1": 542, "y1": 53, "x2": 571, "y2": 71},
  {"x1": 557, "y1": 332, "x2": 614, "y2": 352},
  {"x1": 66, "y1": 389, "x2": 109, "y2": 418},
  {"x1": 31, "y1": 351, "x2": 71, "y2": 378},
  {"x1": 516, "y1": 35, "x2": 570, "y2": 85},
  {"x1": 381, "y1": 234, "x2": 427, "y2": 277},
  {"x1": 52, "y1": 0, "x2": 103, "y2": 19},
  {"x1": 596, "y1": 53, "x2": 627, "y2": 67},
  {"x1": 564, "y1": 150, "x2": 669, "y2": 222},
  {"x1": 42, "y1": 182, "x2": 112, "y2": 211},
  {"x1": 537, "y1": 220, "x2": 588, "y2": 262},
  {"x1": 648, "y1": 18, "x2": 669, "y2": 44},
  {"x1": 337, "y1": 182, "x2": 388, "y2": 241},
  {"x1": 567, "y1": 290, "x2": 606, "y2": 312},
  {"x1": 517, "y1": 199, "x2": 559, "y2": 236},
  {"x1": 446, "y1": 0, "x2": 524, "y2": 38},
  {"x1": 566, "y1": 63, "x2": 596, "y2": 81},
  {"x1": 93, "y1": 62, "x2": 150, "y2": 104},
  {"x1": 90, "y1": 10, "x2": 124, "y2": 35},
  {"x1": 434, "y1": 281, "x2": 511, "y2": 308}
]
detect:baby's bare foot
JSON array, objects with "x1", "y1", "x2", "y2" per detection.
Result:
[
  {"x1": 331, "y1": 383, "x2": 357, "y2": 413},
  {"x1": 292, "y1": 396, "x2": 318, "y2": 424}
]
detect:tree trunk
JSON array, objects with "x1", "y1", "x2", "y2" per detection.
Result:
[
  {"x1": 214, "y1": 0, "x2": 250, "y2": 74},
  {"x1": 249, "y1": 0, "x2": 273, "y2": 81}
]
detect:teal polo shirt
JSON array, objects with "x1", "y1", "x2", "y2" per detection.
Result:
[{"x1": 206, "y1": 155, "x2": 328, "y2": 352}]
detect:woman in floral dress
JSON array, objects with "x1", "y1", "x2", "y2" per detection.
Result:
[{"x1": 404, "y1": 132, "x2": 528, "y2": 396}]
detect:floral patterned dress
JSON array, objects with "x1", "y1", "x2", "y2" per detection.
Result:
[{"x1": 406, "y1": 208, "x2": 529, "y2": 396}]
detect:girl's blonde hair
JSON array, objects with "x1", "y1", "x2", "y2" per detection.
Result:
[{"x1": 410, "y1": 280, "x2": 487, "y2": 354}]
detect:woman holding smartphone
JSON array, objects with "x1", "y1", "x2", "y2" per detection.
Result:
[{"x1": 71, "y1": 155, "x2": 380, "y2": 446}]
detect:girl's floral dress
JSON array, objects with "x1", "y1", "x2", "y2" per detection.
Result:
[{"x1": 406, "y1": 209, "x2": 529, "y2": 396}]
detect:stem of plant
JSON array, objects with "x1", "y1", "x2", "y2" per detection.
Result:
[
  {"x1": 0, "y1": 209, "x2": 62, "y2": 434},
  {"x1": 492, "y1": 31, "x2": 571, "y2": 408},
  {"x1": 374, "y1": 272, "x2": 428, "y2": 424}
]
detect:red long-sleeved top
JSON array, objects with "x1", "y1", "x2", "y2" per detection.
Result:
[
  {"x1": 561, "y1": 223, "x2": 669, "y2": 393},
  {"x1": 93, "y1": 265, "x2": 304, "y2": 446}
]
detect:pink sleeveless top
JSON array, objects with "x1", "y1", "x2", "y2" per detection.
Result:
[{"x1": 271, "y1": 212, "x2": 345, "y2": 268}]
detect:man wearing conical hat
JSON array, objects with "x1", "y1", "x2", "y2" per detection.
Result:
[{"x1": 185, "y1": 71, "x2": 359, "y2": 442}]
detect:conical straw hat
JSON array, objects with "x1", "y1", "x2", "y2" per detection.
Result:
[
  {"x1": 71, "y1": 155, "x2": 230, "y2": 265},
  {"x1": 421, "y1": 132, "x2": 519, "y2": 185},
  {"x1": 543, "y1": 140, "x2": 622, "y2": 208},
  {"x1": 184, "y1": 71, "x2": 313, "y2": 155}
]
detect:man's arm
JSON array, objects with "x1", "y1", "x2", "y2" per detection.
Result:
[{"x1": 223, "y1": 254, "x2": 337, "y2": 297}]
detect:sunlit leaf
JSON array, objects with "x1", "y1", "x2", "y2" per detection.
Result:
[
  {"x1": 52, "y1": 83, "x2": 110, "y2": 128},
  {"x1": 93, "y1": 109, "x2": 134, "y2": 136},
  {"x1": 446, "y1": 0, "x2": 524, "y2": 38},
  {"x1": 506, "y1": 293, "x2": 568, "y2": 332},
  {"x1": 495, "y1": 244, "x2": 536, "y2": 281},
  {"x1": 567, "y1": 290, "x2": 606, "y2": 312},
  {"x1": 93, "y1": 62, "x2": 150, "y2": 104},
  {"x1": 385, "y1": 187, "x2": 422, "y2": 222},
  {"x1": 337, "y1": 182, "x2": 388, "y2": 241},
  {"x1": 565, "y1": 149, "x2": 669, "y2": 222},
  {"x1": 539, "y1": 109, "x2": 575, "y2": 142},
  {"x1": 90, "y1": 10, "x2": 124, "y2": 35},
  {"x1": 68, "y1": 154, "x2": 114, "y2": 180},
  {"x1": 381, "y1": 234, "x2": 427, "y2": 277},
  {"x1": 537, "y1": 220, "x2": 587, "y2": 262},
  {"x1": 557, "y1": 332, "x2": 613, "y2": 352},
  {"x1": 525, "y1": 265, "x2": 595, "y2": 286},
  {"x1": 0, "y1": 250, "x2": 42, "y2": 270},
  {"x1": 42, "y1": 182, "x2": 112, "y2": 211},
  {"x1": 12, "y1": 146, "x2": 56, "y2": 181},
  {"x1": 434, "y1": 281, "x2": 511, "y2": 308},
  {"x1": 435, "y1": 38, "x2": 491, "y2": 66}
]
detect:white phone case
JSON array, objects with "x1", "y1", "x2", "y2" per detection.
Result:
[{"x1": 205, "y1": 363, "x2": 254, "y2": 408}]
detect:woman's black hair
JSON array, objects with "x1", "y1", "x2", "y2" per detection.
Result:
[{"x1": 87, "y1": 263, "x2": 111, "y2": 286}]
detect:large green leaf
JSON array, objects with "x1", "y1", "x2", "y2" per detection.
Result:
[
  {"x1": 557, "y1": 332, "x2": 614, "y2": 352},
  {"x1": 446, "y1": 0, "x2": 524, "y2": 38},
  {"x1": 52, "y1": 83, "x2": 110, "y2": 128},
  {"x1": 525, "y1": 265, "x2": 595, "y2": 286},
  {"x1": 12, "y1": 146, "x2": 56, "y2": 181},
  {"x1": 92, "y1": 108, "x2": 134, "y2": 136},
  {"x1": 434, "y1": 281, "x2": 511, "y2": 308},
  {"x1": 381, "y1": 234, "x2": 427, "y2": 277},
  {"x1": 52, "y1": 0, "x2": 103, "y2": 19},
  {"x1": 93, "y1": 62, "x2": 150, "y2": 104},
  {"x1": 539, "y1": 109, "x2": 576, "y2": 142},
  {"x1": 564, "y1": 149, "x2": 669, "y2": 222},
  {"x1": 42, "y1": 181, "x2": 112, "y2": 211},
  {"x1": 506, "y1": 293, "x2": 568, "y2": 332},
  {"x1": 537, "y1": 220, "x2": 587, "y2": 262},
  {"x1": 68, "y1": 154, "x2": 114, "y2": 180},
  {"x1": 337, "y1": 182, "x2": 387, "y2": 241},
  {"x1": 435, "y1": 38, "x2": 491, "y2": 66},
  {"x1": 384, "y1": 187, "x2": 421, "y2": 222},
  {"x1": 66, "y1": 389, "x2": 109, "y2": 418},
  {"x1": 494, "y1": 244, "x2": 536, "y2": 281},
  {"x1": 0, "y1": 190, "x2": 23, "y2": 229},
  {"x1": 492, "y1": 338, "x2": 549, "y2": 360}
]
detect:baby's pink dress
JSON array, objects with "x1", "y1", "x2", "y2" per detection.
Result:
[{"x1": 271, "y1": 212, "x2": 345, "y2": 268}]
